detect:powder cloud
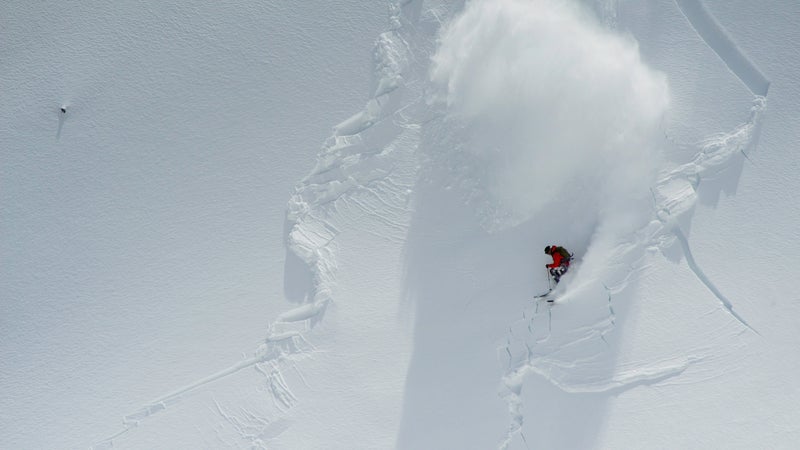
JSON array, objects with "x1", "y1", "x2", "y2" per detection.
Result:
[{"x1": 430, "y1": 0, "x2": 669, "y2": 234}]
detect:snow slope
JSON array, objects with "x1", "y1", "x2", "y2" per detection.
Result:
[
  {"x1": 1, "y1": 1, "x2": 388, "y2": 448},
  {"x1": 2, "y1": 0, "x2": 800, "y2": 449}
]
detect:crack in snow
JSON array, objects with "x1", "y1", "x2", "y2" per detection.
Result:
[
  {"x1": 675, "y1": 0, "x2": 770, "y2": 96},
  {"x1": 673, "y1": 228, "x2": 760, "y2": 335},
  {"x1": 92, "y1": 3, "x2": 419, "y2": 448},
  {"x1": 503, "y1": 61, "x2": 765, "y2": 450},
  {"x1": 648, "y1": 97, "x2": 766, "y2": 337}
]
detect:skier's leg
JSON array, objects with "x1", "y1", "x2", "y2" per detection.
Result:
[{"x1": 554, "y1": 265, "x2": 567, "y2": 283}]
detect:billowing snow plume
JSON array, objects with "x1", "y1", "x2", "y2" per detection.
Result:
[{"x1": 430, "y1": 0, "x2": 668, "y2": 242}]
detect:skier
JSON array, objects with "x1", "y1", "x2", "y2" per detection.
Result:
[{"x1": 544, "y1": 245, "x2": 572, "y2": 283}]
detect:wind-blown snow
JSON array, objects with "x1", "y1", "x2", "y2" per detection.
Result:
[{"x1": 430, "y1": 0, "x2": 668, "y2": 234}]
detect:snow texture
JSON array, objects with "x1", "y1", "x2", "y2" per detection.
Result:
[{"x1": 2, "y1": 0, "x2": 800, "y2": 449}]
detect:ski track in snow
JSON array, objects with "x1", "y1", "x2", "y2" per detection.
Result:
[
  {"x1": 498, "y1": 1, "x2": 769, "y2": 447},
  {"x1": 92, "y1": 2, "x2": 419, "y2": 448},
  {"x1": 498, "y1": 282, "x2": 696, "y2": 449}
]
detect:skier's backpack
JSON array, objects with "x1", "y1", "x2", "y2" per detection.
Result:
[{"x1": 554, "y1": 246, "x2": 572, "y2": 265}]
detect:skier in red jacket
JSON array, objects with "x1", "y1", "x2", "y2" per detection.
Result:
[{"x1": 544, "y1": 245, "x2": 572, "y2": 283}]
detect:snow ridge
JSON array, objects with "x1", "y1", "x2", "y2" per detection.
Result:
[
  {"x1": 92, "y1": 3, "x2": 417, "y2": 448},
  {"x1": 651, "y1": 97, "x2": 766, "y2": 333},
  {"x1": 281, "y1": 0, "x2": 415, "y2": 339},
  {"x1": 210, "y1": 1, "x2": 419, "y2": 444}
]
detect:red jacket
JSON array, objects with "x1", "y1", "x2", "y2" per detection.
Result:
[{"x1": 546, "y1": 246, "x2": 571, "y2": 268}]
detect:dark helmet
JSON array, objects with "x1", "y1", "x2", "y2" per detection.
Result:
[{"x1": 544, "y1": 246, "x2": 552, "y2": 254}]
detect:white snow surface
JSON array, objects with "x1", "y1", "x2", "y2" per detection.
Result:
[{"x1": 2, "y1": 0, "x2": 800, "y2": 449}]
